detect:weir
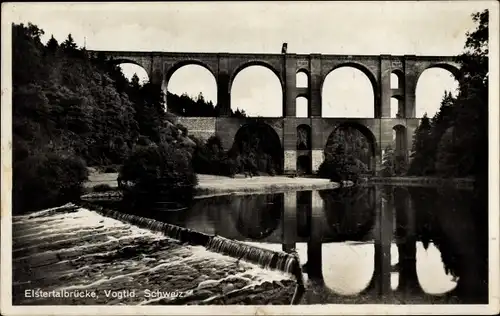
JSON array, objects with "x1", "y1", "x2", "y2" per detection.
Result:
[{"x1": 74, "y1": 202, "x2": 305, "y2": 304}]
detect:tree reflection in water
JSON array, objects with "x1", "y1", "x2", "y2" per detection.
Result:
[
  {"x1": 319, "y1": 186, "x2": 376, "y2": 241},
  {"x1": 233, "y1": 194, "x2": 283, "y2": 240},
  {"x1": 408, "y1": 186, "x2": 487, "y2": 303}
]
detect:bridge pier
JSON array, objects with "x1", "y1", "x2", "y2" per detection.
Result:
[
  {"x1": 374, "y1": 189, "x2": 394, "y2": 296},
  {"x1": 306, "y1": 191, "x2": 325, "y2": 281},
  {"x1": 282, "y1": 191, "x2": 298, "y2": 252}
]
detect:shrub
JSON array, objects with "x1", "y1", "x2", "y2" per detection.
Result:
[
  {"x1": 317, "y1": 156, "x2": 363, "y2": 183},
  {"x1": 136, "y1": 136, "x2": 153, "y2": 147},
  {"x1": 317, "y1": 159, "x2": 343, "y2": 182},
  {"x1": 13, "y1": 153, "x2": 89, "y2": 214},
  {"x1": 165, "y1": 111, "x2": 178, "y2": 124},
  {"x1": 175, "y1": 123, "x2": 188, "y2": 137},
  {"x1": 119, "y1": 142, "x2": 198, "y2": 207}
]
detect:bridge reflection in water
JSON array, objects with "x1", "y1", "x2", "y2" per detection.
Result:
[{"x1": 123, "y1": 184, "x2": 487, "y2": 304}]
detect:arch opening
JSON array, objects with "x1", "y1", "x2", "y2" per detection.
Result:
[
  {"x1": 166, "y1": 64, "x2": 218, "y2": 117},
  {"x1": 297, "y1": 71, "x2": 309, "y2": 88},
  {"x1": 391, "y1": 71, "x2": 404, "y2": 90},
  {"x1": 297, "y1": 155, "x2": 312, "y2": 175},
  {"x1": 296, "y1": 96, "x2": 309, "y2": 118},
  {"x1": 231, "y1": 65, "x2": 283, "y2": 118},
  {"x1": 416, "y1": 67, "x2": 459, "y2": 119},
  {"x1": 322, "y1": 66, "x2": 375, "y2": 118},
  {"x1": 297, "y1": 124, "x2": 312, "y2": 151},
  {"x1": 118, "y1": 63, "x2": 150, "y2": 85},
  {"x1": 391, "y1": 96, "x2": 404, "y2": 118},
  {"x1": 324, "y1": 123, "x2": 377, "y2": 173},
  {"x1": 229, "y1": 122, "x2": 284, "y2": 175}
]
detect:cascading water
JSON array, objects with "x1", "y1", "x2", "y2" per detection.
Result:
[
  {"x1": 80, "y1": 202, "x2": 305, "y2": 304},
  {"x1": 205, "y1": 236, "x2": 305, "y2": 305},
  {"x1": 17, "y1": 201, "x2": 305, "y2": 305},
  {"x1": 206, "y1": 236, "x2": 295, "y2": 273}
]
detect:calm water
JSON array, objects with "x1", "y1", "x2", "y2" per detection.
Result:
[{"x1": 102, "y1": 185, "x2": 489, "y2": 304}]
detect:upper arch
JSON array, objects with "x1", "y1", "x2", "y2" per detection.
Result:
[
  {"x1": 229, "y1": 60, "x2": 284, "y2": 91},
  {"x1": 321, "y1": 62, "x2": 379, "y2": 94},
  {"x1": 108, "y1": 58, "x2": 145, "y2": 68},
  {"x1": 417, "y1": 62, "x2": 460, "y2": 81},
  {"x1": 165, "y1": 60, "x2": 217, "y2": 84}
]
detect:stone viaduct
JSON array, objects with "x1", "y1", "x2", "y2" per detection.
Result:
[{"x1": 88, "y1": 48, "x2": 460, "y2": 175}]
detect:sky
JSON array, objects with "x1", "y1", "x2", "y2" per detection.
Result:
[{"x1": 6, "y1": 1, "x2": 491, "y2": 118}]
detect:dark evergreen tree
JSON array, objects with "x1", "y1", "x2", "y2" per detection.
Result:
[
  {"x1": 407, "y1": 114, "x2": 433, "y2": 175},
  {"x1": 46, "y1": 35, "x2": 59, "y2": 54}
]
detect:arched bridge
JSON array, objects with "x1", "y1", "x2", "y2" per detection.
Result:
[{"x1": 88, "y1": 49, "x2": 461, "y2": 175}]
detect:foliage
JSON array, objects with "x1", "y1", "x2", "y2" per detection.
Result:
[
  {"x1": 381, "y1": 145, "x2": 395, "y2": 177},
  {"x1": 407, "y1": 114, "x2": 434, "y2": 175},
  {"x1": 13, "y1": 154, "x2": 89, "y2": 214},
  {"x1": 193, "y1": 127, "x2": 283, "y2": 177},
  {"x1": 318, "y1": 143, "x2": 367, "y2": 182},
  {"x1": 11, "y1": 22, "x2": 201, "y2": 213},
  {"x1": 228, "y1": 123, "x2": 283, "y2": 176},
  {"x1": 320, "y1": 126, "x2": 371, "y2": 181},
  {"x1": 382, "y1": 145, "x2": 408, "y2": 177},
  {"x1": 407, "y1": 10, "x2": 488, "y2": 180},
  {"x1": 192, "y1": 135, "x2": 235, "y2": 176},
  {"x1": 119, "y1": 143, "x2": 198, "y2": 206},
  {"x1": 167, "y1": 91, "x2": 248, "y2": 118}
]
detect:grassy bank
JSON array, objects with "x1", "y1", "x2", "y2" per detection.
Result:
[{"x1": 83, "y1": 172, "x2": 341, "y2": 198}]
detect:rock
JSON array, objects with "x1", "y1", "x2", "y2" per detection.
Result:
[
  {"x1": 197, "y1": 279, "x2": 219, "y2": 290},
  {"x1": 222, "y1": 283, "x2": 235, "y2": 293}
]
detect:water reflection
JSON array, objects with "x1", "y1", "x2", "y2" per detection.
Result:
[{"x1": 101, "y1": 183, "x2": 487, "y2": 304}]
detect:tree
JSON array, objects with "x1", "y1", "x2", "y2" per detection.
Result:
[
  {"x1": 46, "y1": 35, "x2": 59, "y2": 53},
  {"x1": 119, "y1": 143, "x2": 198, "y2": 208},
  {"x1": 60, "y1": 33, "x2": 79, "y2": 56},
  {"x1": 407, "y1": 114, "x2": 433, "y2": 175},
  {"x1": 381, "y1": 145, "x2": 395, "y2": 177}
]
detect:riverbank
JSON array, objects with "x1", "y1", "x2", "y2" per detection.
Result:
[
  {"x1": 12, "y1": 205, "x2": 297, "y2": 305},
  {"x1": 84, "y1": 172, "x2": 340, "y2": 198},
  {"x1": 368, "y1": 176, "x2": 475, "y2": 189}
]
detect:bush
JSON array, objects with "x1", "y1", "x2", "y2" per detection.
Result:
[
  {"x1": 175, "y1": 123, "x2": 188, "y2": 137},
  {"x1": 119, "y1": 142, "x2": 198, "y2": 207},
  {"x1": 317, "y1": 156, "x2": 364, "y2": 183},
  {"x1": 13, "y1": 154, "x2": 89, "y2": 214},
  {"x1": 317, "y1": 159, "x2": 343, "y2": 182},
  {"x1": 165, "y1": 112, "x2": 178, "y2": 124}
]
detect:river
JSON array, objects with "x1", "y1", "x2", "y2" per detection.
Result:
[{"x1": 94, "y1": 184, "x2": 488, "y2": 304}]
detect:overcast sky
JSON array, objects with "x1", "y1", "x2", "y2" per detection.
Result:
[{"x1": 7, "y1": 1, "x2": 491, "y2": 118}]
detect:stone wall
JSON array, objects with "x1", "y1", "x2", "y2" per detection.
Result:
[
  {"x1": 177, "y1": 117, "x2": 216, "y2": 142},
  {"x1": 284, "y1": 150, "x2": 297, "y2": 173},
  {"x1": 311, "y1": 150, "x2": 324, "y2": 173}
]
